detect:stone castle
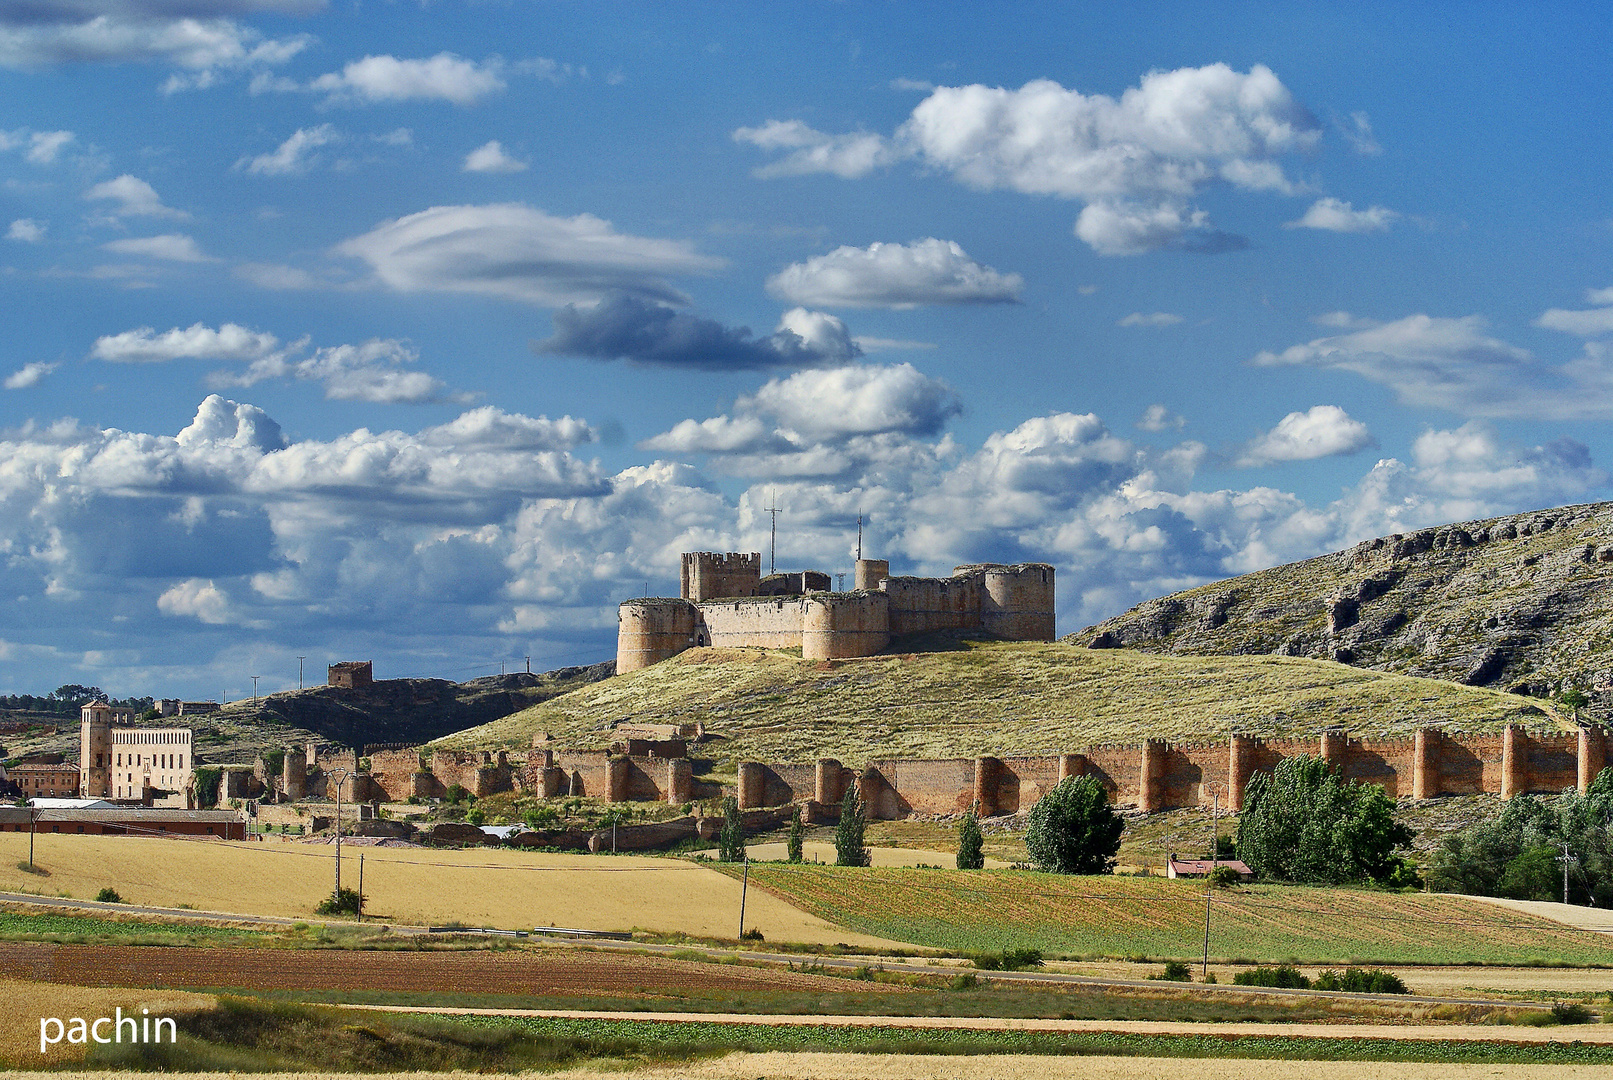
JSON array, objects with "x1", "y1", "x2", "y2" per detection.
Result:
[{"x1": 616, "y1": 552, "x2": 1057, "y2": 672}]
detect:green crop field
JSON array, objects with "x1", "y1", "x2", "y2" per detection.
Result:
[
  {"x1": 737, "y1": 866, "x2": 1613, "y2": 967},
  {"x1": 436, "y1": 639, "x2": 1561, "y2": 765}
]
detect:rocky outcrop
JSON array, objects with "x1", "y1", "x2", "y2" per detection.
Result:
[{"x1": 1070, "y1": 503, "x2": 1613, "y2": 704}]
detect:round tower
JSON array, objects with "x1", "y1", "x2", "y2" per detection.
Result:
[
  {"x1": 79, "y1": 702, "x2": 112, "y2": 799},
  {"x1": 853, "y1": 559, "x2": 890, "y2": 591},
  {"x1": 616, "y1": 599, "x2": 699, "y2": 674},
  {"x1": 978, "y1": 563, "x2": 1056, "y2": 641},
  {"x1": 801, "y1": 592, "x2": 890, "y2": 660}
]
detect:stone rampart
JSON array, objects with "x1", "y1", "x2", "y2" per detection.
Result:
[
  {"x1": 700, "y1": 597, "x2": 807, "y2": 650},
  {"x1": 883, "y1": 575, "x2": 980, "y2": 636}
]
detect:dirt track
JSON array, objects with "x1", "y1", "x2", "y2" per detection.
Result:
[{"x1": 0, "y1": 942, "x2": 878, "y2": 997}]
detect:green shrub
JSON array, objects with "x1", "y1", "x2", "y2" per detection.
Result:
[
  {"x1": 739, "y1": 928, "x2": 764, "y2": 942},
  {"x1": 956, "y1": 807, "x2": 985, "y2": 870},
  {"x1": 315, "y1": 887, "x2": 364, "y2": 916},
  {"x1": 717, "y1": 796, "x2": 746, "y2": 863},
  {"x1": 466, "y1": 807, "x2": 486, "y2": 827},
  {"x1": 950, "y1": 972, "x2": 979, "y2": 990},
  {"x1": 1206, "y1": 865, "x2": 1241, "y2": 888},
  {"x1": 444, "y1": 784, "x2": 469, "y2": 804},
  {"x1": 524, "y1": 805, "x2": 560, "y2": 829},
  {"x1": 1024, "y1": 775, "x2": 1123, "y2": 875},
  {"x1": 94, "y1": 887, "x2": 123, "y2": 903},
  {"x1": 1550, "y1": 1001, "x2": 1594, "y2": 1025},
  {"x1": 972, "y1": 947, "x2": 1044, "y2": 972},
  {"x1": 1314, "y1": 967, "x2": 1408, "y2": 994},
  {"x1": 1153, "y1": 960, "x2": 1192, "y2": 982},
  {"x1": 1232, "y1": 965, "x2": 1310, "y2": 989}
]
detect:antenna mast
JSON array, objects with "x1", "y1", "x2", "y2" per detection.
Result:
[
  {"x1": 856, "y1": 508, "x2": 862, "y2": 561},
  {"x1": 764, "y1": 489, "x2": 782, "y2": 574}
]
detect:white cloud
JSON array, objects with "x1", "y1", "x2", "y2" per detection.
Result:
[
  {"x1": 731, "y1": 119, "x2": 899, "y2": 179},
  {"x1": 740, "y1": 363, "x2": 961, "y2": 440},
  {"x1": 84, "y1": 174, "x2": 188, "y2": 219},
  {"x1": 100, "y1": 233, "x2": 212, "y2": 261},
  {"x1": 1235, "y1": 405, "x2": 1375, "y2": 467},
  {"x1": 157, "y1": 578, "x2": 232, "y2": 623},
  {"x1": 25, "y1": 130, "x2": 74, "y2": 163},
  {"x1": 1338, "y1": 110, "x2": 1382, "y2": 156},
  {"x1": 5, "y1": 361, "x2": 57, "y2": 389},
  {"x1": 215, "y1": 338, "x2": 465, "y2": 404},
  {"x1": 241, "y1": 123, "x2": 338, "y2": 175},
  {"x1": 91, "y1": 321, "x2": 281, "y2": 363},
  {"x1": 1284, "y1": 197, "x2": 1397, "y2": 233},
  {"x1": 462, "y1": 139, "x2": 527, "y2": 173},
  {"x1": 1311, "y1": 310, "x2": 1377, "y2": 330},
  {"x1": 1136, "y1": 404, "x2": 1184, "y2": 432},
  {"x1": 1534, "y1": 289, "x2": 1613, "y2": 337},
  {"x1": 1252, "y1": 313, "x2": 1613, "y2": 420},
  {"x1": 890, "y1": 77, "x2": 934, "y2": 92},
  {"x1": 766, "y1": 238, "x2": 1023, "y2": 309},
  {"x1": 639, "y1": 415, "x2": 775, "y2": 455},
  {"x1": 336, "y1": 203, "x2": 723, "y2": 306},
  {"x1": 306, "y1": 52, "x2": 507, "y2": 106},
  {"x1": 740, "y1": 65, "x2": 1321, "y2": 255},
  {"x1": 6, "y1": 218, "x2": 44, "y2": 242},
  {"x1": 1118, "y1": 311, "x2": 1183, "y2": 328},
  {"x1": 374, "y1": 127, "x2": 413, "y2": 146}
]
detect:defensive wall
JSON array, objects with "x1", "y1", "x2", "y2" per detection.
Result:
[{"x1": 619, "y1": 552, "x2": 1057, "y2": 673}]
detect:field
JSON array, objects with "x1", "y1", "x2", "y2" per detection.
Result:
[
  {"x1": 438, "y1": 640, "x2": 1562, "y2": 765},
  {"x1": 737, "y1": 866, "x2": 1613, "y2": 967},
  {"x1": 0, "y1": 832, "x2": 898, "y2": 947}
]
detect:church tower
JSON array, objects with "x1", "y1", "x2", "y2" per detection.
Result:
[{"x1": 79, "y1": 702, "x2": 112, "y2": 799}]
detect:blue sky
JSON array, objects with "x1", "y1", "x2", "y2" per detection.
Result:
[{"x1": 2, "y1": 1, "x2": 1610, "y2": 699}]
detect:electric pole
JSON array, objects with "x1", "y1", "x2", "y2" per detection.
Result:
[
  {"x1": 250, "y1": 676, "x2": 260, "y2": 705},
  {"x1": 297, "y1": 656, "x2": 306, "y2": 690},
  {"x1": 764, "y1": 490, "x2": 782, "y2": 574},
  {"x1": 525, "y1": 655, "x2": 531, "y2": 675},
  {"x1": 1560, "y1": 840, "x2": 1579, "y2": 905}
]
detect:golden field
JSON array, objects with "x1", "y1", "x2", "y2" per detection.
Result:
[
  {"x1": 0, "y1": 979, "x2": 211, "y2": 1065},
  {"x1": 0, "y1": 832, "x2": 899, "y2": 946}
]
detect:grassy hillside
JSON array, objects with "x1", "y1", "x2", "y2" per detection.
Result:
[
  {"x1": 1072, "y1": 502, "x2": 1613, "y2": 700},
  {"x1": 739, "y1": 865, "x2": 1613, "y2": 966},
  {"x1": 435, "y1": 638, "x2": 1563, "y2": 765}
]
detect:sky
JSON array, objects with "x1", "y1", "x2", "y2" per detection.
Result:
[{"x1": 1, "y1": 1, "x2": 1611, "y2": 700}]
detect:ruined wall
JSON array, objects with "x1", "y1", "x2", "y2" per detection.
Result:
[{"x1": 699, "y1": 597, "x2": 807, "y2": 650}]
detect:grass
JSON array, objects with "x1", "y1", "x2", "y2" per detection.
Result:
[
  {"x1": 0, "y1": 832, "x2": 898, "y2": 946},
  {"x1": 0, "y1": 909, "x2": 273, "y2": 946},
  {"x1": 436, "y1": 639, "x2": 1559, "y2": 766},
  {"x1": 735, "y1": 866, "x2": 1613, "y2": 967}
]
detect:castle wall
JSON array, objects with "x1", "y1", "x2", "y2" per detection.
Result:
[
  {"x1": 682, "y1": 552, "x2": 761, "y2": 602},
  {"x1": 699, "y1": 597, "x2": 807, "y2": 650},
  {"x1": 882, "y1": 575, "x2": 980, "y2": 636},
  {"x1": 977, "y1": 564, "x2": 1057, "y2": 641},
  {"x1": 802, "y1": 592, "x2": 890, "y2": 659}
]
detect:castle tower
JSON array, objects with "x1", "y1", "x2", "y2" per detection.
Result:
[
  {"x1": 853, "y1": 559, "x2": 889, "y2": 591},
  {"x1": 617, "y1": 599, "x2": 700, "y2": 673},
  {"x1": 79, "y1": 702, "x2": 113, "y2": 799},
  {"x1": 680, "y1": 552, "x2": 761, "y2": 602}
]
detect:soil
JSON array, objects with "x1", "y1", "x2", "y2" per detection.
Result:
[{"x1": 0, "y1": 942, "x2": 879, "y2": 998}]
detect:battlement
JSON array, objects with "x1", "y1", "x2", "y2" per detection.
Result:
[{"x1": 681, "y1": 551, "x2": 762, "y2": 602}]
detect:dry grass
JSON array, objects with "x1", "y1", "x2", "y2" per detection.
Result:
[
  {"x1": 0, "y1": 833, "x2": 899, "y2": 947},
  {"x1": 12, "y1": 1066, "x2": 1613, "y2": 1080},
  {"x1": 438, "y1": 640, "x2": 1559, "y2": 765},
  {"x1": 0, "y1": 978, "x2": 211, "y2": 1065}
]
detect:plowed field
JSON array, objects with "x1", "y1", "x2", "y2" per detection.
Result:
[{"x1": 0, "y1": 942, "x2": 878, "y2": 997}]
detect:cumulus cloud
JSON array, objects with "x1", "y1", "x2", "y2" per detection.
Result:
[
  {"x1": 740, "y1": 363, "x2": 961, "y2": 440},
  {"x1": 304, "y1": 52, "x2": 506, "y2": 105},
  {"x1": 6, "y1": 218, "x2": 44, "y2": 242},
  {"x1": 84, "y1": 174, "x2": 188, "y2": 219},
  {"x1": 100, "y1": 232, "x2": 212, "y2": 261},
  {"x1": 766, "y1": 238, "x2": 1023, "y2": 309},
  {"x1": 731, "y1": 119, "x2": 899, "y2": 179},
  {"x1": 1285, "y1": 197, "x2": 1397, "y2": 232},
  {"x1": 1253, "y1": 313, "x2": 1613, "y2": 420},
  {"x1": 1235, "y1": 405, "x2": 1375, "y2": 466},
  {"x1": 738, "y1": 64, "x2": 1322, "y2": 254},
  {"x1": 91, "y1": 321, "x2": 281, "y2": 363},
  {"x1": 1118, "y1": 311, "x2": 1182, "y2": 328},
  {"x1": 336, "y1": 203, "x2": 722, "y2": 306},
  {"x1": 240, "y1": 123, "x2": 338, "y2": 175},
  {"x1": 537, "y1": 294, "x2": 862, "y2": 370},
  {"x1": 1136, "y1": 404, "x2": 1185, "y2": 431},
  {"x1": 462, "y1": 139, "x2": 526, "y2": 173},
  {"x1": 214, "y1": 338, "x2": 466, "y2": 404},
  {"x1": 24, "y1": 129, "x2": 73, "y2": 163},
  {"x1": 156, "y1": 577, "x2": 232, "y2": 623},
  {"x1": 5, "y1": 361, "x2": 57, "y2": 389},
  {"x1": 0, "y1": 2, "x2": 315, "y2": 88}
]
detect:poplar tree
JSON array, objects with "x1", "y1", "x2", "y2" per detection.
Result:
[
  {"x1": 956, "y1": 805, "x2": 985, "y2": 869},
  {"x1": 787, "y1": 804, "x2": 804, "y2": 863},
  {"x1": 835, "y1": 787, "x2": 870, "y2": 867}
]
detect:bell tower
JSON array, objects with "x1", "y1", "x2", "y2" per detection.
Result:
[{"x1": 79, "y1": 702, "x2": 113, "y2": 799}]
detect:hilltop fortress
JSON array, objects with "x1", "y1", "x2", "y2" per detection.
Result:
[{"x1": 616, "y1": 553, "x2": 1057, "y2": 672}]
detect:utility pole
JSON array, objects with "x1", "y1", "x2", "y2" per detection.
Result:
[
  {"x1": 297, "y1": 656, "x2": 306, "y2": 690},
  {"x1": 764, "y1": 490, "x2": 782, "y2": 574},
  {"x1": 1560, "y1": 840, "x2": 1579, "y2": 905},
  {"x1": 1204, "y1": 781, "x2": 1226, "y2": 871},
  {"x1": 525, "y1": 656, "x2": 531, "y2": 675},
  {"x1": 739, "y1": 854, "x2": 750, "y2": 940},
  {"x1": 329, "y1": 767, "x2": 350, "y2": 899},
  {"x1": 1202, "y1": 891, "x2": 1212, "y2": 978},
  {"x1": 358, "y1": 852, "x2": 365, "y2": 923},
  {"x1": 250, "y1": 676, "x2": 260, "y2": 705}
]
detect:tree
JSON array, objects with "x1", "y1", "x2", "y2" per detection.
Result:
[
  {"x1": 1236, "y1": 755, "x2": 1413, "y2": 885},
  {"x1": 835, "y1": 786, "x2": 870, "y2": 867},
  {"x1": 956, "y1": 805, "x2": 985, "y2": 869},
  {"x1": 717, "y1": 796, "x2": 746, "y2": 863},
  {"x1": 786, "y1": 804, "x2": 804, "y2": 863},
  {"x1": 1024, "y1": 775, "x2": 1123, "y2": 875}
]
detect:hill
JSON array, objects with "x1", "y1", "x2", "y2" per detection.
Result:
[
  {"x1": 434, "y1": 638, "x2": 1562, "y2": 766},
  {"x1": 1072, "y1": 502, "x2": 1613, "y2": 703},
  {"x1": 3, "y1": 663, "x2": 612, "y2": 765}
]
